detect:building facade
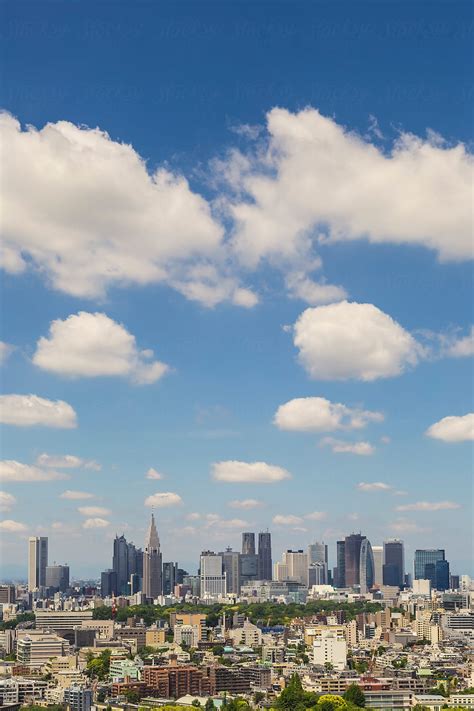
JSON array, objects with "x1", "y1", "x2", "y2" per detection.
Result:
[
  {"x1": 143, "y1": 513, "x2": 162, "y2": 599},
  {"x1": 28, "y1": 536, "x2": 48, "y2": 591}
]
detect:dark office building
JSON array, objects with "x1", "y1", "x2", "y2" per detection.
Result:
[
  {"x1": 242, "y1": 532, "x2": 256, "y2": 556},
  {"x1": 258, "y1": 531, "x2": 272, "y2": 581},
  {"x1": 435, "y1": 560, "x2": 450, "y2": 591},
  {"x1": 101, "y1": 569, "x2": 118, "y2": 597},
  {"x1": 112, "y1": 534, "x2": 143, "y2": 594},
  {"x1": 45, "y1": 564, "x2": 70, "y2": 592},
  {"x1": 240, "y1": 553, "x2": 258, "y2": 586},
  {"x1": 383, "y1": 540, "x2": 404, "y2": 587},
  {"x1": 335, "y1": 540, "x2": 346, "y2": 587},
  {"x1": 345, "y1": 533, "x2": 375, "y2": 592},
  {"x1": 414, "y1": 549, "x2": 445, "y2": 580},
  {"x1": 162, "y1": 562, "x2": 179, "y2": 595}
]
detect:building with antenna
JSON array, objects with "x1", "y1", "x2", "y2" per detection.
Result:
[{"x1": 143, "y1": 513, "x2": 162, "y2": 599}]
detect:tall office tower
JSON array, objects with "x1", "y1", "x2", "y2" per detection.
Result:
[
  {"x1": 308, "y1": 541, "x2": 328, "y2": 565},
  {"x1": 282, "y1": 550, "x2": 308, "y2": 586},
  {"x1": 28, "y1": 537, "x2": 48, "y2": 591},
  {"x1": 414, "y1": 549, "x2": 445, "y2": 580},
  {"x1": 128, "y1": 542, "x2": 144, "y2": 580},
  {"x1": 335, "y1": 540, "x2": 346, "y2": 587},
  {"x1": 220, "y1": 548, "x2": 241, "y2": 594},
  {"x1": 162, "y1": 562, "x2": 179, "y2": 595},
  {"x1": 100, "y1": 569, "x2": 117, "y2": 597},
  {"x1": 344, "y1": 534, "x2": 375, "y2": 592},
  {"x1": 113, "y1": 535, "x2": 130, "y2": 594},
  {"x1": 372, "y1": 546, "x2": 383, "y2": 587},
  {"x1": 242, "y1": 532, "x2": 256, "y2": 556},
  {"x1": 435, "y1": 560, "x2": 450, "y2": 591},
  {"x1": 258, "y1": 531, "x2": 272, "y2": 581},
  {"x1": 308, "y1": 562, "x2": 327, "y2": 586},
  {"x1": 45, "y1": 564, "x2": 70, "y2": 592},
  {"x1": 143, "y1": 514, "x2": 162, "y2": 599},
  {"x1": 200, "y1": 551, "x2": 226, "y2": 597},
  {"x1": 383, "y1": 539, "x2": 404, "y2": 587}
]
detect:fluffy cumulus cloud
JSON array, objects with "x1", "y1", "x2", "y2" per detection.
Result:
[
  {"x1": 226, "y1": 107, "x2": 473, "y2": 268},
  {"x1": 274, "y1": 396, "x2": 383, "y2": 433},
  {"x1": 212, "y1": 460, "x2": 291, "y2": 483},
  {"x1": 273, "y1": 514, "x2": 303, "y2": 525},
  {"x1": 0, "y1": 460, "x2": 69, "y2": 482},
  {"x1": 144, "y1": 492, "x2": 183, "y2": 508},
  {"x1": 0, "y1": 491, "x2": 16, "y2": 511},
  {"x1": 36, "y1": 453, "x2": 100, "y2": 470},
  {"x1": 320, "y1": 438, "x2": 375, "y2": 455},
  {"x1": 0, "y1": 519, "x2": 27, "y2": 533},
  {"x1": 1, "y1": 112, "x2": 256, "y2": 308},
  {"x1": 146, "y1": 468, "x2": 164, "y2": 480},
  {"x1": 228, "y1": 498, "x2": 262, "y2": 509},
  {"x1": 82, "y1": 518, "x2": 110, "y2": 529},
  {"x1": 59, "y1": 490, "x2": 94, "y2": 500},
  {"x1": 0, "y1": 394, "x2": 77, "y2": 428},
  {"x1": 426, "y1": 413, "x2": 474, "y2": 442},
  {"x1": 33, "y1": 312, "x2": 169, "y2": 385},
  {"x1": 78, "y1": 506, "x2": 111, "y2": 516},
  {"x1": 395, "y1": 501, "x2": 461, "y2": 512},
  {"x1": 293, "y1": 301, "x2": 422, "y2": 381},
  {"x1": 441, "y1": 326, "x2": 474, "y2": 358}
]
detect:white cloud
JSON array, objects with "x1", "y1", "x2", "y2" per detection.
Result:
[
  {"x1": 285, "y1": 271, "x2": 347, "y2": 306},
  {"x1": 78, "y1": 506, "x2": 111, "y2": 516},
  {"x1": 0, "y1": 519, "x2": 27, "y2": 532},
  {"x1": 60, "y1": 490, "x2": 94, "y2": 500},
  {"x1": 320, "y1": 438, "x2": 375, "y2": 455},
  {"x1": 0, "y1": 491, "x2": 16, "y2": 511},
  {"x1": 273, "y1": 514, "x2": 304, "y2": 526},
  {"x1": 33, "y1": 311, "x2": 169, "y2": 385},
  {"x1": 204, "y1": 514, "x2": 250, "y2": 529},
  {"x1": 305, "y1": 511, "x2": 327, "y2": 521},
  {"x1": 144, "y1": 492, "x2": 183, "y2": 508},
  {"x1": 187, "y1": 512, "x2": 201, "y2": 521},
  {"x1": 226, "y1": 107, "x2": 473, "y2": 267},
  {"x1": 395, "y1": 501, "x2": 461, "y2": 512},
  {"x1": 293, "y1": 301, "x2": 422, "y2": 381},
  {"x1": 0, "y1": 460, "x2": 69, "y2": 482},
  {"x1": 0, "y1": 112, "x2": 248, "y2": 307},
  {"x1": 82, "y1": 518, "x2": 110, "y2": 529},
  {"x1": 390, "y1": 519, "x2": 430, "y2": 534},
  {"x1": 0, "y1": 394, "x2": 77, "y2": 428},
  {"x1": 212, "y1": 460, "x2": 291, "y2": 483},
  {"x1": 426, "y1": 413, "x2": 474, "y2": 442},
  {"x1": 274, "y1": 396, "x2": 383, "y2": 433},
  {"x1": 0, "y1": 342, "x2": 14, "y2": 363},
  {"x1": 36, "y1": 453, "x2": 101, "y2": 470},
  {"x1": 357, "y1": 482, "x2": 393, "y2": 492},
  {"x1": 442, "y1": 326, "x2": 474, "y2": 358},
  {"x1": 146, "y1": 468, "x2": 164, "y2": 480},
  {"x1": 228, "y1": 499, "x2": 263, "y2": 510}
]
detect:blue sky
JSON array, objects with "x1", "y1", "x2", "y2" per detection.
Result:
[{"x1": 0, "y1": 0, "x2": 472, "y2": 579}]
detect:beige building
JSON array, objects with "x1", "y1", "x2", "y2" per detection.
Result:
[
  {"x1": 17, "y1": 631, "x2": 69, "y2": 669},
  {"x1": 145, "y1": 628, "x2": 166, "y2": 646},
  {"x1": 229, "y1": 619, "x2": 262, "y2": 647}
]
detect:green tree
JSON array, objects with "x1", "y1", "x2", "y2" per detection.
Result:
[
  {"x1": 205, "y1": 700, "x2": 215, "y2": 710},
  {"x1": 191, "y1": 701, "x2": 201, "y2": 708},
  {"x1": 343, "y1": 684, "x2": 366, "y2": 708},
  {"x1": 122, "y1": 690, "x2": 140, "y2": 703},
  {"x1": 275, "y1": 673, "x2": 318, "y2": 710}
]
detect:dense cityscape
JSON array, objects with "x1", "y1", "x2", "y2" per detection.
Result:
[{"x1": 0, "y1": 518, "x2": 472, "y2": 710}]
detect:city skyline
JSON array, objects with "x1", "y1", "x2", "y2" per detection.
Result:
[{"x1": 0, "y1": 0, "x2": 472, "y2": 579}]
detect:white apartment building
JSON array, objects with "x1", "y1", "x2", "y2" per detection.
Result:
[
  {"x1": 229, "y1": 619, "x2": 262, "y2": 647},
  {"x1": 312, "y1": 630, "x2": 347, "y2": 670},
  {"x1": 174, "y1": 624, "x2": 200, "y2": 648},
  {"x1": 17, "y1": 631, "x2": 70, "y2": 668},
  {"x1": 200, "y1": 552, "x2": 226, "y2": 598},
  {"x1": 0, "y1": 677, "x2": 47, "y2": 705}
]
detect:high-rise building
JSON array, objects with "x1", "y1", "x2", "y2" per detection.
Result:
[
  {"x1": 308, "y1": 541, "x2": 328, "y2": 565},
  {"x1": 28, "y1": 537, "x2": 48, "y2": 591},
  {"x1": 308, "y1": 562, "x2": 327, "y2": 586},
  {"x1": 282, "y1": 550, "x2": 308, "y2": 586},
  {"x1": 162, "y1": 562, "x2": 179, "y2": 595},
  {"x1": 45, "y1": 564, "x2": 70, "y2": 592},
  {"x1": 258, "y1": 531, "x2": 272, "y2": 581},
  {"x1": 372, "y1": 545, "x2": 383, "y2": 587},
  {"x1": 242, "y1": 532, "x2": 256, "y2": 556},
  {"x1": 344, "y1": 534, "x2": 375, "y2": 593},
  {"x1": 112, "y1": 535, "x2": 143, "y2": 595},
  {"x1": 143, "y1": 514, "x2": 162, "y2": 599},
  {"x1": 101, "y1": 569, "x2": 117, "y2": 597},
  {"x1": 199, "y1": 551, "x2": 226, "y2": 598},
  {"x1": 220, "y1": 549, "x2": 240, "y2": 594},
  {"x1": 335, "y1": 540, "x2": 345, "y2": 588},
  {"x1": 435, "y1": 560, "x2": 450, "y2": 591},
  {"x1": 383, "y1": 539, "x2": 404, "y2": 587},
  {"x1": 414, "y1": 549, "x2": 445, "y2": 580}
]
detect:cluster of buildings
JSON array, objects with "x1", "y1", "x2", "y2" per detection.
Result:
[{"x1": 0, "y1": 515, "x2": 471, "y2": 709}]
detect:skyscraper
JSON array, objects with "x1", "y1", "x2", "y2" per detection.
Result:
[
  {"x1": 200, "y1": 551, "x2": 226, "y2": 598},
  {"x1": 242, "y1": 532, "x2": 256, "y2": 556},
  {"x1": 383, "y1": 539, "x2": 404, "y2": 587},
  {"x1": 344, "y1": 534, "x2": 374, "y2": 592},
  {"x1": 414, "y1": 549, "x2": 445, "y2": 580},
  {"x1": 101, "y1": 569, "x2": 117, "y2": 597},
  {"x1": 308, "y1": 541, "x2": 328, "y2": 565},
  {"x1": 162, "y1": 562, "x2": 179, "y2": 595},
  {"x1": 372, "y1": 545, "x2": 383, "y2": 587},
  {"x1": 28, "y1": 537, "x2": 48, "y2": 591},
  {"x1": 112, "y1": 535, "x2": 143, "y2": 594},
  {"x1": 335, "y1": 540, "x2": 346, "y2": 588},
  {"x1": 434, "y1": 560, "x2": 450, "y2": 591},
  {"x1": 45, "y1": 564, "x2": 70, "y2": 592},
  {"x1": 143, "y1": 514, "x2": 162, "y2": 599},
  {"x1": 220, "y1": 548, "x2": 241, "y2": 594},
  {"x1": 258, "y1": 531, "x2": 272, "y2": 581}
]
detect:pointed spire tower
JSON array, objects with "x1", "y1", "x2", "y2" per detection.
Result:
[{"x1": 143, "y1": 513, "x2": 162, "y2": 599}]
